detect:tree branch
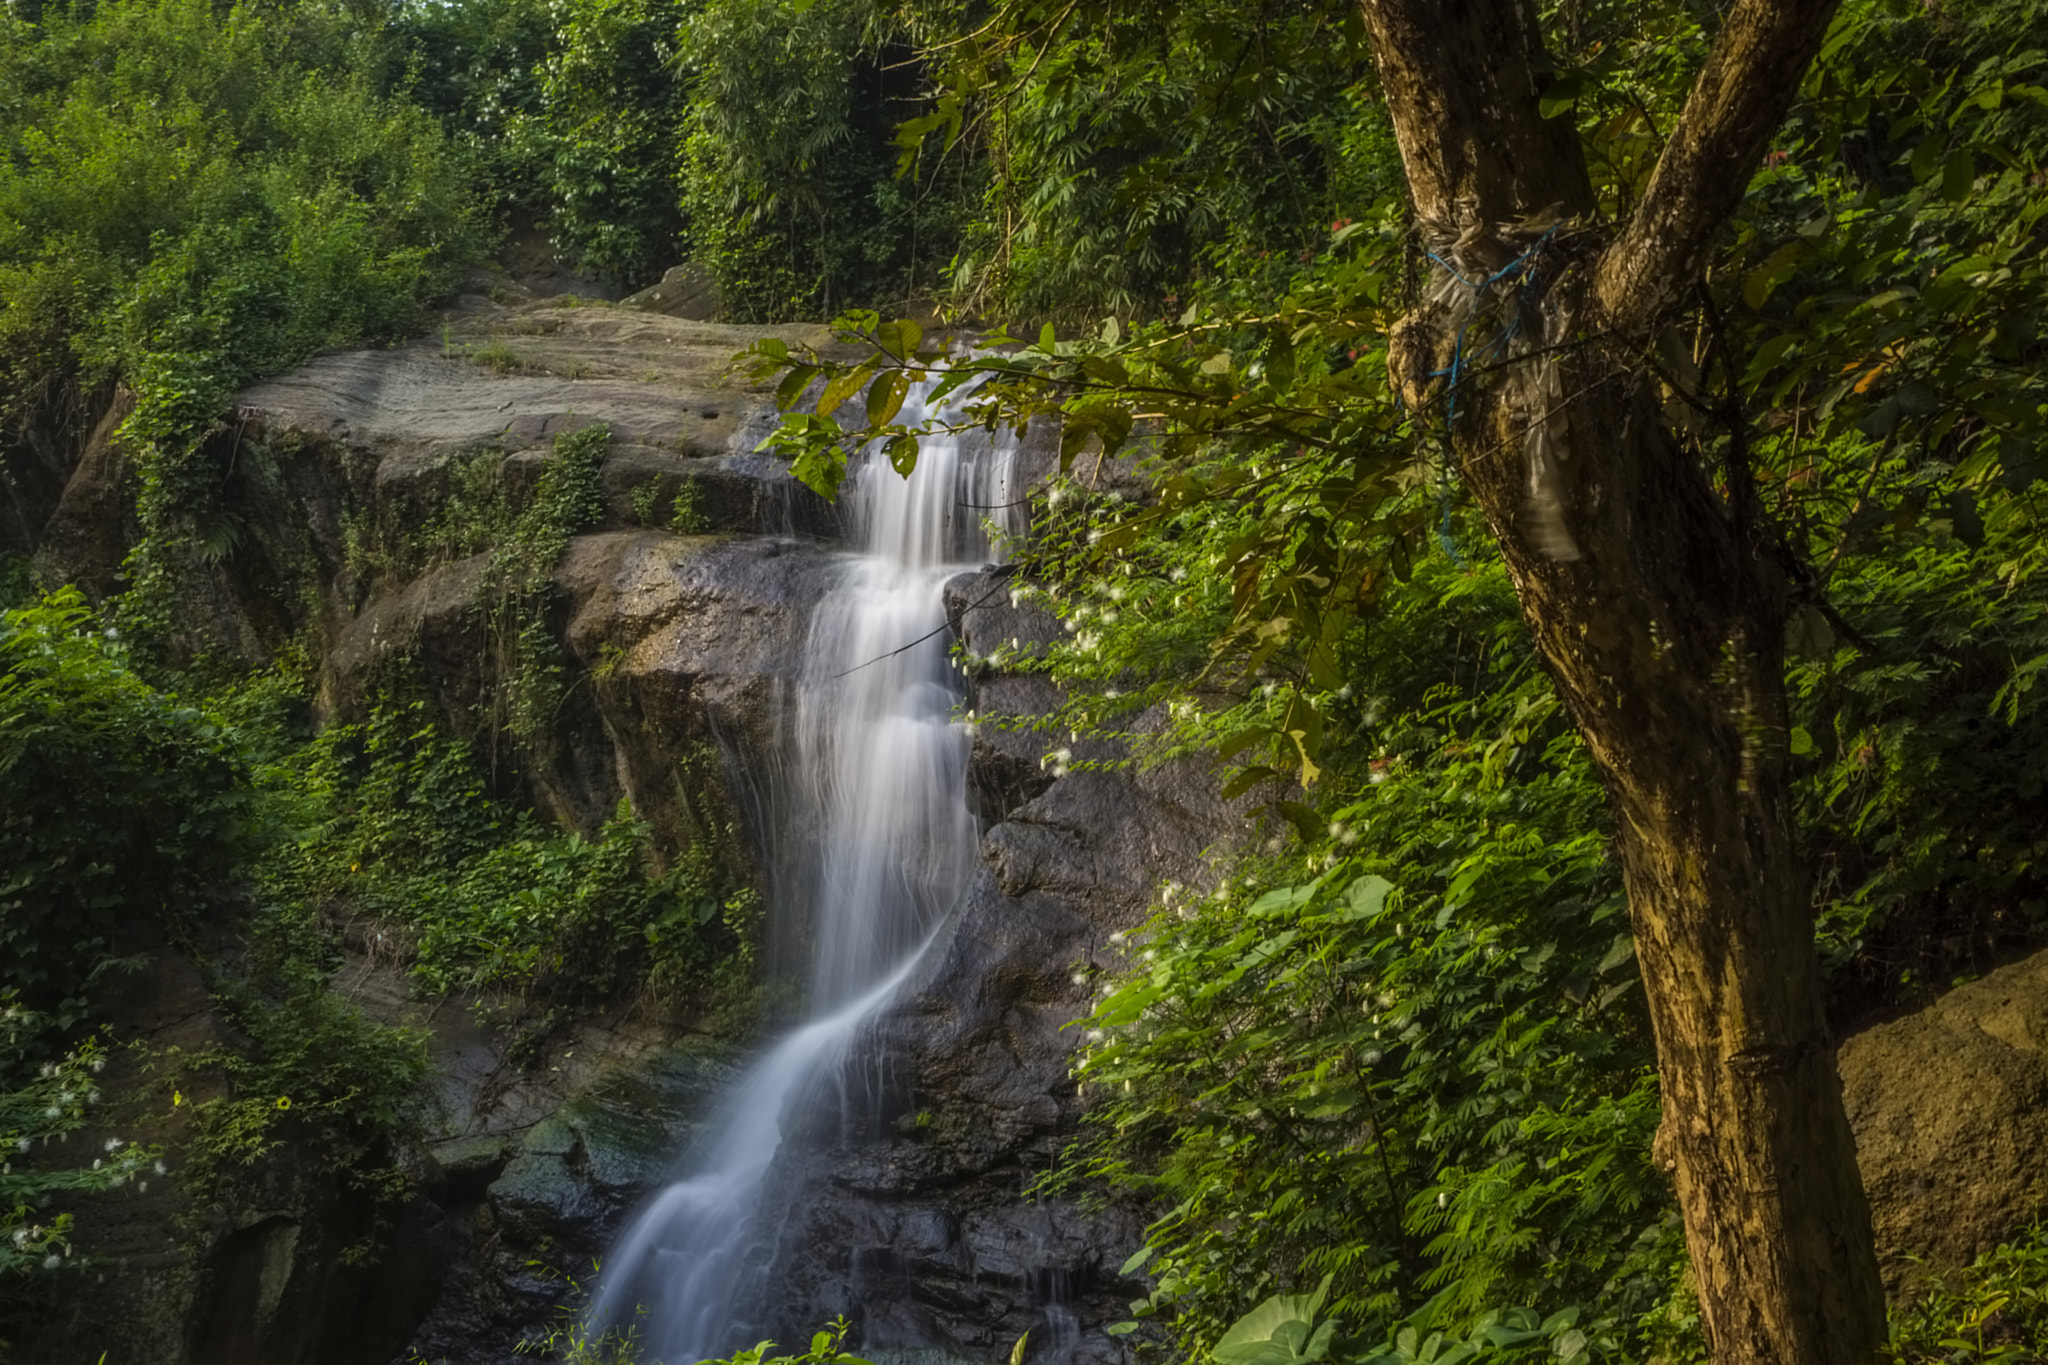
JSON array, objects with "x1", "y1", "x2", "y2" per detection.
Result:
[{"x1": 1591, "y1": 0, "x2": 1842, "y2": 335}]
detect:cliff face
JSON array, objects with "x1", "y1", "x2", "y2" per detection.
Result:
[{"x1": 14, "y1": 296, "x2": 1238, "y2": 1364}]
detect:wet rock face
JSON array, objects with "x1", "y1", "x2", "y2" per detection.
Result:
[
  {"x1": 1840, "y1": 948, "x2": 2048, "y2": 1290},
  {"x1": 19, "y1": 305, "x2": 1251, "y2": 1364},
  {"x1": 748, "y1": 574, "x2": 1241, "y2": 1365}
]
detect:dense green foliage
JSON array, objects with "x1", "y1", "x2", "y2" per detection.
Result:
[
  {"x1": 0, "y1": 591, "x2": 249, "y2": 1017},
  {"x1": 1043, "y1": 554, "x2": 1677, "y2": 1354},
  {"x1": 2, "y1": 998, "x2": 160, "y2": 1286},
  {"x1": 0, "y1": 0, "x2": 489, "y2": 605},
  {"x1": 749, "y1": 0, "x2": 2048, "y2": 1357},
  {"x1": 256, "y1": 697, "x2": 755, "y2": 1002},
  {"x1": 4, "y1": 0, "x2": 2047, "y2": 1352}
]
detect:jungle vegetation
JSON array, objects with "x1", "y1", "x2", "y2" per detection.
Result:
[{"x1": 1, "y1": 0, "x2": 2045, "y2": 1362}]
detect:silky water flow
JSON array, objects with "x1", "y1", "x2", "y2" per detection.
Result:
[{"x1": 592, "y1": 380, "x2": 1020, "y2": 1363}]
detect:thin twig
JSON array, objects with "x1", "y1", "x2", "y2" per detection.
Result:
[{"x1": 831, "y1": 565, "x2": 1022, "y2": 679}]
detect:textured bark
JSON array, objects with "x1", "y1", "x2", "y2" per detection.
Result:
[
  {"x1": 1358, "y1": 0, "x2": 1886, "y2": 1361},
  {"x1": 1592, "y1": 1, "x2": 1845, "y2": 332}
]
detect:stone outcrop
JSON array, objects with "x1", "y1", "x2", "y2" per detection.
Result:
[
  {"x1": 1841, "y1": 948, "x2": 2048, "y2": 1291},
  {"x1": 14, "y1": 297, "x2": 1243, "y2": 1364},
  {"x1": 755, "y1": 573, "x2": 1240, "y2": 1365}
]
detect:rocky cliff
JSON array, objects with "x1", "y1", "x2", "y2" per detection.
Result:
[{"x1": 15, "y1": 293, "x2": 1238, "y2": 1365}]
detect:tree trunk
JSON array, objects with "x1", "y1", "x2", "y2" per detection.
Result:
[{"x1": 1358, "y1": 1, "x2": 1887, "y2": 1360}]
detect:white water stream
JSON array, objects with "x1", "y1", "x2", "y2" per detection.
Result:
[{"x1": 592, "y1": 382, "x2": 1018, "y2": 1363}]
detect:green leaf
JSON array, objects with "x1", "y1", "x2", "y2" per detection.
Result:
[
  {"x1": 776, "y1": 364, "x2": 820, "y2": 411},
  {"x1": 886, "y1": 434, "x2": 921, "y2": 478},
  {"x1": 875, "y1": 318, "x2": 924, "y2": 358},
  {"x1": 1119, "y1": 1246, "x2": 1156, "y2": 1276},
  {"x1": 867, "y1": 370, "x2": 909, "y2": 426},
  {"x1": 1744, "y1": 242, "x2": 1805, "y2": 311},
  {"x1": 817, "y1": 361, "x2": 877, "y2": 418},
  {"x1": 1789, "y1": 725, "x2": 1815, "y2": 757},
  {"x1": 1338, "y1": 875, "x2": 1393, "y2": 921},
  {"x1": 1942, "y1": 149, "x2": 1976, "y2": 203},
  {"x1": 1211, "y1": 1277, "x2": 1333, "y2": 1365}
]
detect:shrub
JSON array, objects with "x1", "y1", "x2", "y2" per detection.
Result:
[{"x1": 0, "y1": 589, "x2": 250, "y2": 1019}]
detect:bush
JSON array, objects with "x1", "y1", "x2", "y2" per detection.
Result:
[
  {"x1": 0, "y1": 589, "x2": 250, "y2": 1019},
  {"x1": 0, "y1": 0, "x2": 490, "y2": 614}
]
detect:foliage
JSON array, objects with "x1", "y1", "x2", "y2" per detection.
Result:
[
  {"x1": 252, "y1": 696, "x2": 753, "y2": 1004},
  {"x1": 0, "y1": 0, "x2": 490, "y2": 622},
  {"x1": 1887, "y1": 1226, "x2": 2048, "y2": 1365},
  {"x1": 1, "y1": 995, "x2": 160, "y2": 1285},
  {"x1": 155, "y1": 964, "x2": 430, "y2": 1256},
  {"x1": 1791, "y1": 490, "x2": 2048, "y2": 1007},
  {"x1": 501, "y1": 0, "x2": 699, "y2": 283},
  {"x1": 744, "y1": 0, "x2": 2047, "y2": 1353},
  {"x1": 912, "y1": 0, "x2": 1398, "y2": 320},
  {"x1": 1049, "y1": 553, "x2": 1677, "y2": 1356},
  {"x1": 676, "y1": 0, "x2": 965, "y2": 320},
  {"x1": 0, "y1": 590, "x2": 250, "y2": 1019}
]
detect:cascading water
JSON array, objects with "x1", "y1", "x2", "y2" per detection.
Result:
[{"x1": 592, "y1": 379, "x2": 1018, "y2": 1364}]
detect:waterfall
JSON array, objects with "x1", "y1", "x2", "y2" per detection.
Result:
[{"x1": 591, "y1": 378, "x2": 1018, "y2": 1364}]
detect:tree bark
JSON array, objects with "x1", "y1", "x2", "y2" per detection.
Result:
[{"x1": 1358, "y1": 1, "x2": 1887, "y2": 1360}]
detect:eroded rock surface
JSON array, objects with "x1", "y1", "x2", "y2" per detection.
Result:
[
  {"x1": 16, "y1": 300, "x2": 1246, "y2": 1365},
  {"x1": 1841, "y1": 948, "x2": 2048, "y2": 1290}
]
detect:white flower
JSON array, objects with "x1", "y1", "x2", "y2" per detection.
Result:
[
  {"x1": 153, "y1": 1161, "x2": 167, "y2": 1177},
  {"x1": 92, "y1": 1159, "x2": 102, "y2": 1170},
  {"x1": 43, "y1": 1106, "x2": 60, "y2": 1120},
  {"x1": 91, "y1": 1058, "x2": 105, "y2": 1073},
  {"x1": 103, "y1": 1138, "x2": 122, "y2": 1152},
  {"x1": 43, "y1": 1255, "x2": 60, "y2": 1271}
]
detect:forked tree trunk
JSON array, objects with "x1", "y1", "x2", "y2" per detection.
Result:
[{"x1": 1357, "y1": 0, "x2": 1887, "y2": 1360}]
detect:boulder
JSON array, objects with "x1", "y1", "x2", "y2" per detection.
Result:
[
  {"x1": 1840, "y1": 948, "x2": 2048, "y2": 1289},
  {"x1": 622, "y1": 262, "x2": 722, "y2": 320}
]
